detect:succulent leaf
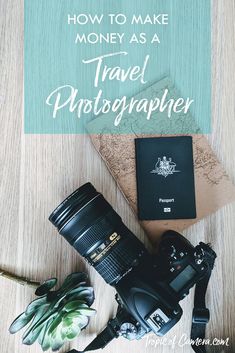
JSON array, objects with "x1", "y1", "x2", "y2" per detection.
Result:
[
  {"x1": 22, "y1": 306, "x2": 48, "y2": 344},
  {"x1": 35, "y1": 278, "x2": 57, "y2": 296},
  {"x1": 66, "y1": 324, "x2": 81, "y2": 341},
  {"x1": 74, "y1": 315, "x2": 89, "y2": 329},
  {"x1": 22, "y1": 325, "x2": 43, "y2": 345},
  {"x1": 63, "y1": 300, "x2": 88, "y2": 312},
  {"x1": 64, "y1": 311, "x2": 81, "y2": 320},
  {"x1": 47, "y1": 314, "x2": 63, "y2": 336},
  {"x1": 41, "y1": 329, "x2": 51, "y2": 352},
  {"x1": 51, "y1": 332, "x2": 64, "y2": 352},
  {"x1": 38, "y1": 320, "x2": 50, "y2": 346},
  {"x1": 62, "y1": 316, "x2": 73, "y2": 327},
  {"x1": 77, "y1": 308, "x2": 96, "y2": 316},
  {"x1": 25, "y1": 296, "x2": 48, "y2": 315},
  {"x1": 59, "y1": 273, "x2": 87, "y2": 292},
  {"x1": 67, "y1": 287, "x2": 95, "y2": 306},
  {"x1": 9, "y1": 272, "x2": 95, "y2": 351},
  {"x1": 9, "y1": 311, "x2": 35, "y2": 334}
]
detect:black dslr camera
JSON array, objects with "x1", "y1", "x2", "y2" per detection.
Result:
[{"x1": 49, "y1": 183, "x2": 216, "y2": 353}]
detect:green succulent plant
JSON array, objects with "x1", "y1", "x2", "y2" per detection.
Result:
[{"x1": 9, "y1": 272, "x2": 96, "y2": 351}]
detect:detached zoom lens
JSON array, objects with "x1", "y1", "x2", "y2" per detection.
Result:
[{"x1": 49, "y1": 183, "x2": 146, "y2": 285}]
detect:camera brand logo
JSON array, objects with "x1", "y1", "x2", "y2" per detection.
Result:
[
  {"x1": 150, "y1": 156, "x2": 180, "y2": 178},
  {"x1": 110, "y1": 232, "x2": 118, "y2": 241},
  {"x1": 89, "y1": 232, "x2": 121, "y2": 264}
]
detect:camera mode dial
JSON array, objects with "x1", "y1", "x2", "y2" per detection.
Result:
[{"x1": 162, "y1": 243, "x2": 186, "y2": 263}]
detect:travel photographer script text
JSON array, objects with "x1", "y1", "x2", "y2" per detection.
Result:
[{"x1": 46, "y1": 13, "x2": 194, "y2": 127}]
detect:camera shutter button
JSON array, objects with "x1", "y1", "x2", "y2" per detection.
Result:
[{"x1": 194, "y1": 247, "x2": 205, "y2": 265}]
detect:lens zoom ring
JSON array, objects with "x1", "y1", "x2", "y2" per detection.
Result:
[{"x1": 73, "y1": 213, "x2": 119, "y2": 255}]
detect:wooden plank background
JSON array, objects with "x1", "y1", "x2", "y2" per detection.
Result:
[{"x1": 0, "y1": 1, "x2": 234, "y2": 353}]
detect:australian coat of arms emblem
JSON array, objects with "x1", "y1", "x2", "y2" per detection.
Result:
[{"x1": 151, "y1": 156, "x2": 180, "y2": 178}]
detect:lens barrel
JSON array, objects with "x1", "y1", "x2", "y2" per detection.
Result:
[{"x1": 49, "y1": 183, "x2": 146, "y2": 285}]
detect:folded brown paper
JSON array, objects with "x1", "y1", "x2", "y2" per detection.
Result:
[
  {"x1": 87, "y1": 79, "x2": 235, "y2": 243},
  {"x1": 88, "y1": 133, "x2": 235, "y2": 242}
]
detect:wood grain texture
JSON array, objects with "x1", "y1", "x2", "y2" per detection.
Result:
[{"x1": 0, "y1": 1, "x2": 234, "y2": 353}]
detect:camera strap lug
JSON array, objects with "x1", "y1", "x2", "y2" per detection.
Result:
[{"x1": 192, "y1": 308, "x2": 210, "y2": 324}]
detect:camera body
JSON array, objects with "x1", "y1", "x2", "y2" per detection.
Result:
[
  {"x1": 49, "y1": 183, "x2": 216, "y2": 346},
  {"x1": 112, "y1": 230, "x2": 215, "y2": 340}
]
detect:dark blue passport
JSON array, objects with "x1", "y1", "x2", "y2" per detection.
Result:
[{"x1": 135, "y1": 136, "x2": 196, "y2": 220}]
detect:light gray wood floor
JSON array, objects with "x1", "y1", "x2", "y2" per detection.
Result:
[{"x1": 0, "y1": 1, "x2": 234, "y2": 352}]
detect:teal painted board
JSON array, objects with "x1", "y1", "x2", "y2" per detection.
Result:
[{"x1": 24, "y1": 0, "x2": 211, "y2": 133}]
